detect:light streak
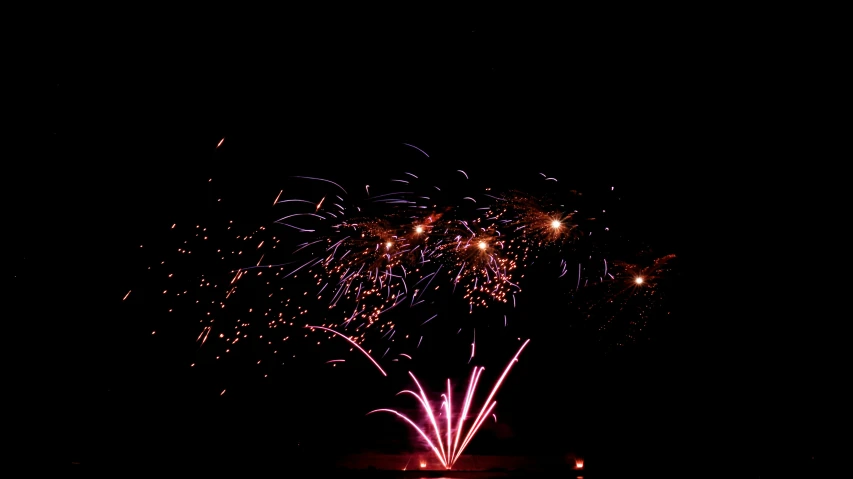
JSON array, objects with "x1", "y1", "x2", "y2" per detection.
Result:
[
  {"x1": 140, "y1": 170, "x2": 675, "y2": 385},
  {"x1": 306, "y1": 325, "x2": 387, "y2": 376},
  {"x1": 292, "y1": 176, "x2": 348, "y2": 194},
  {"x1": 369, "y1": 339, "x2": 529, "y2": 469},
  {"x1": 402, "y1": 143, "x2": 430, "y2": 158}
]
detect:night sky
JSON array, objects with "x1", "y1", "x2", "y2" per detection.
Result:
[{"x1": 52, "y1": 20, "x2": 837, "y2": 475}]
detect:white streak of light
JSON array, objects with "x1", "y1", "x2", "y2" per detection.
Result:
[{"x1": 306, "y1": 325, "x2": 387, "y2": 376}]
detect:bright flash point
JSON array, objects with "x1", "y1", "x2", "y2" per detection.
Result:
[
  {"x1": 385, "y1": 241, "x2": 393, "y2": 249},
  {"x1": 635, "y1": 276, "x2": 644, "y2": 285},
  {"x1": 415, "y1": 225, "x2": 424, "y2": 234},
  {"x1": 478, "y1": 241, "x2": 487, "y2": 250},
  {"x1": 550, "y1": 219, "x2": 562, "y2": 229}
]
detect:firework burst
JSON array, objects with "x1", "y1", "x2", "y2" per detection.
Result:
[
  {"x1": 570, "y1": 252, "x2": 678, "y2": 349},
  {"x1": 131, "y1": 148, "x2": 675, "y2": 374},
  {"x1": 368, "y1": 338, "x2": 530, "y2": 469}
]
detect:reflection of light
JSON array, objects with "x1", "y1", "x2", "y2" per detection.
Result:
[
  {"x1": 634, "y1": 276, "x2": 644, "y2": 285},
  {"x1": 420, "y1": 462, "x2": 426, "y2": 468},
  {"x1": 415, "y1": 225, "x2": 424, "y2": 234},
  {"x1": 478, "y1": 241, "x2": 487, "y2": 250},
  {"x1": 551, "y1": 219, "x2": 561, "y2": 229},
  {"x1": 575, "y1": 458, "x2": 584, "y2": 469}
]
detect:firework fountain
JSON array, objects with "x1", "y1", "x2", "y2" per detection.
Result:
[{"x1": 368, "y1": 338, "x2": 530, "y2": 470}]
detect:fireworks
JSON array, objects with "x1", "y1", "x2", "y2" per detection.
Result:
[
  {"x1": 368, "y1": 338, "x2": 530, "y2": 469},
  {"x1": 131, "y1": 153, "x2": 675, "y2": 377},
  {"x1": 570, "y1": 252, "x2": 678, "y2": 349},
  {"x1": 264, "y1": 175, "x2": 588, "y2": 330},
  {"x1": 121, "y1": 139, "x2": 681, "y2": 470}
]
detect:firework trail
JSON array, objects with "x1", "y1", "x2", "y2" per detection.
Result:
[
  {"x1": 368, "y1": 338, "x2": 530, "y2": 469},
  {"x1": 132, "y1": 148, "x2": 675, "y2": 372},
  {"x1": 306, "y1": 325, "x2": 387, "y2": 376}
]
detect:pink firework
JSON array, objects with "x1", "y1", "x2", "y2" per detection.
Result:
[{"x1": 368, "y1": 339, "x2": 530, "y2": 469}]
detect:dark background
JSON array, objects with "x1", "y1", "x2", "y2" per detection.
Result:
[{"x1": 48, "y1": 16, "x2": 839, "y2": 475}]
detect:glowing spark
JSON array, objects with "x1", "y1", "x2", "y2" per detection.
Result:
[
  {"x1": 371, "y1": 340, "x2": 530, "y2": 469},
  {"x1": 122, "y1": 290, "x2": 131, "y2": 301},
  {"x1": 306, "y1": 325, "x2": 387, "y2": 376},
  {"x1": 216, "y1": 137, "x2": 225, "y2": 148},
  {"x1": 402, "y1": 143, "x2": 430, "y2": 157},
  {"x1": 577, "y1": 263, "x2": 581, "y2": 290},
  {"x1": 454, "y1": 339, "x2": 530, "y2": 464},
  {"x1": 409, "y1": 372, "x2": 449, "y2": 464},
  {"x1": 145, "y1": 166, "x2": 674, "y2": 400},
  {"x1": 283, "y1": 258, "x2": 320, "y2": 279},
  {"x1": 292, "y1": 176, "x2": 347, "y2": 194},
  {"x1": 197, "y1": 326, "x2": 211, "y2": 346},
  {"x1": 445, "y1": 380, "x2": 453, "y2": 462},
  {"x1": 278, "y1": 223, "x2": 315, "y2": 232},
  {"x1": 275, "y1": 213, "x2": 326, "y2": 222}
]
